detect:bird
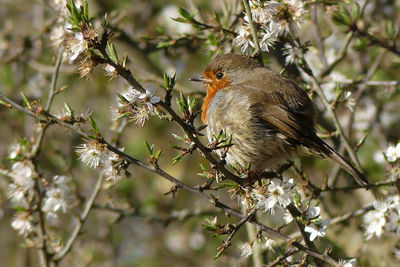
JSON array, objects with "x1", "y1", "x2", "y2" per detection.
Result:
[{"x1": 189, "y1": 54, "x2": 368, "y2": 186}]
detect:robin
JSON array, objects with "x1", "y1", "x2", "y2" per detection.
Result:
[{"x1": 189, "y1": 54, "x2": 368, "y2": 186}]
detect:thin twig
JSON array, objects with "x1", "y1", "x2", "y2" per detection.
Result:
[
  {"x1": 287, "y1": 204, "x2": 324, "y2": 267},
  {"x1": 311, "y1": 5, "x2": 327, "y2": 68},
  {"x1": 53, "y1": 174, "x2": 104, "y2": 261},
  {"x1": 349, "y1": 23, "x2": 400, "y2": 57},
  {"x1": 318, "y1": 33, "x2": 353, "y2": 79},
  {"x1": 241, "y1": 0, "x2": 263, "y2": 65},
  {"x1": 267, "y1": 247, "x2": 299, "y2": 267}
]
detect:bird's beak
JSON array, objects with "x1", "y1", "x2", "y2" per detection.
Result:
[{"x1": 189, "y1": 75, "x2": 211, "y2": 83}]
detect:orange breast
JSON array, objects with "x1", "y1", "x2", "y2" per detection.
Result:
[{"x1": 201, "y1": 71, "x2": 231, "y2": 123}]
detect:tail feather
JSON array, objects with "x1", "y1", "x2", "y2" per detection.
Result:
[{"x1": 321, "y1": 142, "x2": 369, "y2": 186}]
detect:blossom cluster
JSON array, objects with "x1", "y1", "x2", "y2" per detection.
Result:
[
  {"x1": 385, "y1": 142, "x2": 400, "y2": 163},
  {"x1": 363, "y1": 195, "x2": 400, "y2": 240},
  {"x1": 7, "y1": 144, "x2": 73, "y2": 236},
  {"x1": 111, "y1": 86, "x2": 160, "y2": 127},
  {"x1": 75, "y1": 141, "x2": 125, "y2": 183},
  {"x1": 234, "y1": 0, "x2": 306, "y2": 54},
  {"x1": 250, "y1": 178, "x2": 297, "y2": 214}
]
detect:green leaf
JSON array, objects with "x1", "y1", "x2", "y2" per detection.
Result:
[
  {"x1": 83, "y1": 0, "x2": 89, "y2": 22},
  {"x1": 107, "y1": 43, "x2": 118, "y2": 63},
  {"x1": 178, "y1": 7, "x2": 194, "y2": 21},
  {"x1": 64, "y1": 102, "x2": 74, "y2": 117},
  {"x1": 172, "y1": 154, "x2": 183, "y2": 165},
  {"x1": 171, "y1": 17, "x2": 188, "y2": 23},
  {"x1": 197, "y1": 124, "x2": 208, "y2": 132},
  {"x1": 20, "y1": 92, "x2": 31, "y2": 109},
  {"x1": 155, "y1": 149, "x2": 163, "y2": 159},
  {"x1": 144, "y1": 140, "x2": 154, "y2": 156},
  {"x1": 88, "y1": 115, "x2": 100, "y2": 134}
]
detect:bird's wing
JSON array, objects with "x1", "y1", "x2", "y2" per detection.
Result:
[{"x1": 237, "y1": 77, "x2": 321, "y2": 149}]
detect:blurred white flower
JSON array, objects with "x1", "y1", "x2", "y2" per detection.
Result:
[
  {"x1": 239, "y1": 242, "x2": 253, "y2": 258},
  {"x1": 11, "y1": 211, "x2": 34, "y2": 237},
  {"x1": 265, "y1": 238, "x2": 276, "y2": 251},
  {"x1": 49, "y1": 25, "x2": 66, "y2": 47},
  {"x1": 304, "y1": 219, "x2": 329, "y2": 241},
  {"x1": 306, "y1": 206, "x2": 321, "y2": 219},
  {"x1": 364, "y1": 209, "x2": 386, "y2": 240},
  {"x1": 8, "y1": 183, "x2": 29, "y2": 207},
  {"x1": 373, "y1": 151, "x2": 385, "y2": 164},
  {"x1": 9, "y1": 141, "x2": 23, "y2": 159},
  {"x1": 394, "y1": 247, "x2": 400, "y2": 260},
  {"x1": 283, "y1": 210, "x2": 293, "y2": 224},
  {"x1": 10, "y1": 161, "x2": 35, "y2": 191},
  {"x1": 353, "y1": 98, "x2": 376, "y2": 131},
  {"x1": 387, "y1": 210, "x2": 400, "y2": 235},
  {"x1": 159, "y1": 5, "x2": 194, "y2": 35},
  {"x1": 339, "y1": 258, "x2": 357, "y2": 267},
  {"x1": 385, "y1": 143, "x2": 400, "y2": 163},
  {"x1": 344, "y1": 91, "x2": 356, "y2": 112},
  {"x1": 42, "y1": 188, "x2": 69, "y2": 214},
  {"x1": 189, "y1": 232, "x2": 205, "y2": 250}
]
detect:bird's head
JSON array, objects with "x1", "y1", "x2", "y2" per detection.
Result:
[{"x1": 189, "y1": 54, "x2": 262, "y2": 123}]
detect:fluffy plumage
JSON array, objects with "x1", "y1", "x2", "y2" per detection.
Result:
[{"x1": 190, "y1": 54, "x2": 368, "y2": 186}]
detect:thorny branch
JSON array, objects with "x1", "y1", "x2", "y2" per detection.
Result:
[{"x1": 0, "y1": 92, "x2": 342, "y2": 266}]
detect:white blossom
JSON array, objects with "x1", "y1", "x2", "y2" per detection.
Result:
[
  {"x1": 42, "y1": 188, "x2": 69, "y2": 214},
  {"x1": 259, "y1": 30, "x2": 277, "y2": 52},
  {"x1": 239, "y1": 242, "x2": 253, "y2": 258},
  {"x1": 284, "y1": 0, "x2": 306, "y2": 23},
  {"x1": 304, "y1": 219, "x2": 329, "y2": 241},
  {"x1": 123, "y1": 86, "x2": 160, "y2": 111},
  {"x1": 306, "y1": 206, "x2": 321, "y2": 219},
  {"x1": 385, "y1": 143, "x2": 400, "y2": 163},
  {"x1": 364, "y1": 209, "x2": 386, "y2": 240},
  {"x1": 104, "y1": 64, "x2": 118, "y2": 79},
  {"x1": 252, "y1": 178, "x2": 295, "y2": 214},
  {"x1": 11, "y1": 212, "x2": 34, "y2": 237},
  {"x1": 104, "y1": 150, "x2": 125, "y2": 183},
  {"x1": 76, "y1": 141, "x2": 108, "y2": 168},
  {"x1": 132, "y1": 106, "x2": 150, "y2": 127},
  {"x1": 233, "y1": 25, "x2": 254, "y2": 55},
  {"x1": 283, "y1": 42, "x2": 303, "y2": 65},
  {"x1": 67, "y1": 32, "x2": 87, "y2": 62},
  {"x1": 9, "y1": 141, "x2": 23, "y2": 159}
]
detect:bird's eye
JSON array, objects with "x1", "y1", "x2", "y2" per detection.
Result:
[{"x1": 216, "y1": 72, "x2": 224, "y2": 80}]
